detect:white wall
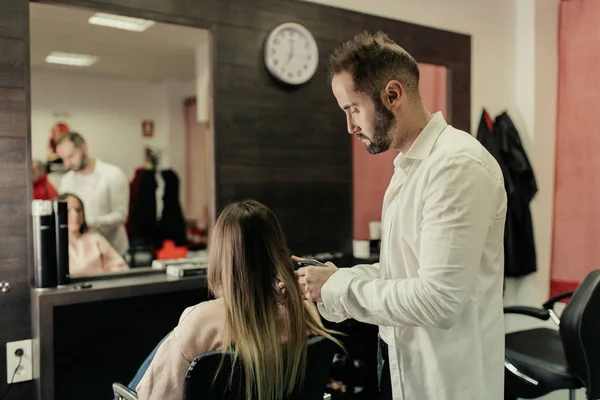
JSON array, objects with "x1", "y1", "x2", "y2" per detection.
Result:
[{"x1": 30, "y1": 70, "x2": 194, "y2": 204}]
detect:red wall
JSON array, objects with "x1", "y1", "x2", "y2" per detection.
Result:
[{"x1": 551, "y1": 0, "x2": 600, "y2": 295}]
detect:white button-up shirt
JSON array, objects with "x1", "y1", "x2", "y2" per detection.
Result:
[
  {"x1": 320, "y1": 112, "x2": 507, "y2": 400},
  {"x1": 60, "y1": 159, "x2": 130, "y2": 255}
]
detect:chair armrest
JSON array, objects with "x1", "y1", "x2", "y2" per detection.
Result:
[
  {"x1": 503, "y1": 306, "x2": 550, "y2": 321},
  {"x1": 112, "y1": 382, "x2": 138, "y2": 400},
  {"x1": 542, "y1": 291, "x2": 574, "y2": 310}
]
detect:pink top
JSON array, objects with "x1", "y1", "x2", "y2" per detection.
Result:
[
  {"x1": 68, "y1": 231, "x2": 128, "y2": 277},
  {"x1": 136, "y1": 297, "x2": 322, "y2": 400}
]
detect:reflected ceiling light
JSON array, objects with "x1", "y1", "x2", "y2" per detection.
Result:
[
  {"x1": 45, "y1": 52, "x2": 99, "y2": 67},
  {"x1": 88, "y1": 12, "x2": 155, "y2": 32}
]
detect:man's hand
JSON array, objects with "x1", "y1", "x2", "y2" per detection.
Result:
[{"x1": 292, "y1": 256, "x2": 338, "y2": 302}]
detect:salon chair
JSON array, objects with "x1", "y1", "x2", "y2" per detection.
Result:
[
  {"x1": 504, "y1": 270, "x2": 600, "y2": 400},
  {"x1": 113, "y1": 335, "x2": 335, "y2": 400}
]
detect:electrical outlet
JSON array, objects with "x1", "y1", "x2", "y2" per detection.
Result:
[{"x1": 6, "y1": 339, "x2": 32, "y2": 384}]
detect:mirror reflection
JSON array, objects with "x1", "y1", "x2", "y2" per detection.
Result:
[
  {"x1": 29, "y1": 2, "x2": 213, "y2": 278},
  {"x1": 352, "y1": 63, "x2": 448, "y2": 249}
]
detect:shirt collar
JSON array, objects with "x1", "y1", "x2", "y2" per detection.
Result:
[
  {"x1": 393, "y1": 112, "x2": 448, "y2": 169},
  {"x1": 87, "y1": 158, "x2": 102, "y2": 176}
]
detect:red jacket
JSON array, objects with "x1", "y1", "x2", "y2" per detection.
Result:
[{"x1": 33, "y1": 176, "x2": 58, "y2": 200}]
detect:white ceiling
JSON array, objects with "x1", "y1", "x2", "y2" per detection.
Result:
[{"x1": 30, "y1": 2, "x2": 209, "y2": 81}]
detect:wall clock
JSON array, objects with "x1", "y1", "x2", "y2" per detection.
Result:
[{"x1": 264, "y1": 22, "x2": 319, "y2": 86}]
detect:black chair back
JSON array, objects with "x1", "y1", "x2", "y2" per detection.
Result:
[
  {"x1": 183, "y1": 335, "x2": 336, "y2": 400},
  {"x1": 560, "y1": 270, "x2": 600, "y2": 400}
]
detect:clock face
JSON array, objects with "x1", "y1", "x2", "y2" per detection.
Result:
[{"x1": 264, "y1": 22, "x2": 319, "y2": 86}]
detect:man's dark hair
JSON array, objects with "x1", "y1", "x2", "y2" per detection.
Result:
[
  {"x1": 54, "y1": 132, "x2": 86, "y2": 149},
  {"x1": 328, "y1": 31, "x2": 420, "y2": 101}
]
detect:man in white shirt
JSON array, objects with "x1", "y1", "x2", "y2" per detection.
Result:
[
  {"x1": 295, "y1": 32, "x2": 507, "y2": 399},
  {"x1": 56, "y1": 132, "x2": 130, "y2": 255}
]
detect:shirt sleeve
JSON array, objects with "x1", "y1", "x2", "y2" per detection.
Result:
[
  {"x1": 88, "y1": 167, "x2": 129, "y2": 229},
  {"x1": 317, "y1": 263, "x2": 381, "y2": 323},
  {"x1": 96, "y1": 234, "x2": 128, "y2": 272},
  {"x1": 321, "y1": 157, "x2": 505, "y2": 329},
  {"x1": 136, "y1": 330, "x2": 191, "y2": 400}
]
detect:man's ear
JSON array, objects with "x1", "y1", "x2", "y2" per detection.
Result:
[{"x1": 382, "y1": 80, "x2": 403, "y2": 109}]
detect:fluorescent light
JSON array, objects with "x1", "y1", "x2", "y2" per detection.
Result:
[
  {"x1": 45, "y1": 52, "x2": 99, "y2": 67},
  {"x1": 88, "y1": 13, "x2": 155, "y2": 32}
]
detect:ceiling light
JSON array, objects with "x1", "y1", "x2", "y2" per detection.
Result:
[
  {"x1": 88, "y1": 13, "x2": 155, "y2": 32},
  {"x1": 45, "y1": 52, "x2": 99, "y2": 67}
]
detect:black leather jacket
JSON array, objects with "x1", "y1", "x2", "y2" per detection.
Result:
[{"x1": 477, "y1": 110, "x2": 537, "y2": 277}]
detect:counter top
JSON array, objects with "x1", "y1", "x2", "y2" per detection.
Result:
[
  {"x1": 31, "y1": 271, "x2": 208, "y2": 400},
  {"x1": 32, "y1": 272, "x2": 208, "y2": 306}
]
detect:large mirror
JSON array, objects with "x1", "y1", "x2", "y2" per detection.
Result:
[
  {"x1": 29, "y1": 2, "x2": 214, "y2": 279},
  {"x1": 352, "y1": 63, "x2": 448, "y2": 254}
]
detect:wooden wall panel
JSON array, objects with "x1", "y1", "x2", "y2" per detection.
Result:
[
  {"x1": 0, "y1": 0, "x2": 469, "y2": 398},
  {"x1": 0, "y1": 89, "x2": 28, "y2": 137},
  {"x1": 0, "y1": 1, "x2": 31, "y2": 399},
  {"x1": 0, "y1": 0, "x2": 28, "y2": 39}
]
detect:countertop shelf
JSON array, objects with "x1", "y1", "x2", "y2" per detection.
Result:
[{"x1": 32, "y1": 271, "x2": 208, "y2": 306}]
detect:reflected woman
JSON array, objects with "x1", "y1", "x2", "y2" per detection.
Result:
[{"x1": 57, "y1": 193, "x2": 129, "y2": 277}]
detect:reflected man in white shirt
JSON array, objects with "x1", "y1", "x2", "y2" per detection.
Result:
[
  {"x1": 295, "y1": 32, "x2": 507, "y2": 400},
  {"x1": 56, "y1": 132, "x2": 130, "y2": 255}
]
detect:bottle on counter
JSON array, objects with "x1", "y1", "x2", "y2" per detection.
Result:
[
  {"x1": 368, "y1": 221, "x2": 381, "y2": 257},
  {"x1": 54, "y1": 200, "x2": 69, "y2": 287},
  {"x1": 32, "y1": 200, "x2": 57, "y2": 289}
]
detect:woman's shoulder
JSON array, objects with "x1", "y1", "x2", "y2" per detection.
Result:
[
  {"x1": 178, "y1": 298, "x2": 227, "y2": 325},
  {"x1": 174, "y1": 298, "x2": 227, "y2": 361},
  {"x1": 81, "y1": 230, "x2": 105, "y2": 243}
]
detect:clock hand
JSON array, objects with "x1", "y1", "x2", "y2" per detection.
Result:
[{"x1": 285, "y1": 39, "x2": 294, "y2": 66}]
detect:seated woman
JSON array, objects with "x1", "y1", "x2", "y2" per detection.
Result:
[
  {"x1": 58, "y1": 193, "x2": 129, "y2": 276},
  {"x1": 133, "y1": 200, "x2": 340, "y2": 400}
]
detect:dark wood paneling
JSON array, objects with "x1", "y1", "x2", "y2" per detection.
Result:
[
  {"x1": 218, "y1": 182, "x2": 352, "y2": 255},
  {"x1": 0, "y1": 1, "x2": 30, "y2": 398},
  {"x1": 0, "y1": 38, "x2": 27, "y2": 88},
  {"x1": 0, "y1": 0, "x2": 28, "y2": 39},
  {"x1": 216, "y1": 63, "x2": 339, "y2": 111},
  {"x1": 0, "y1": 143, "x2": 32, "y2": 397},
  {"x1": 0, "y1": 89, "x2": 28, "y2": 137},
  {"x1": 214, "y1": 106, "x2": 345, "y2": 152},
  {"x1": 449, "y1": 60, "x2": 472, "y2": 131},
  {"x1": 0, "y1": 1, "x2": 469, "y2": 399},
  {"x1": 212, "y1": 20, "x2": 355, "y2": 256}
]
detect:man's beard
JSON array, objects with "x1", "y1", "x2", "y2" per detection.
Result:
[
  {"x1": 362, "y1": 98, "x2": 396, "y2": 155},
  {"x1": 74, "y1": 154, "x2": 88, "y2": 172}
]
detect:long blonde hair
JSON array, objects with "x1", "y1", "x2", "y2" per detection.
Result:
[{"x1": 207, "y1": 200, "x2": 341, "y2": 399}]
